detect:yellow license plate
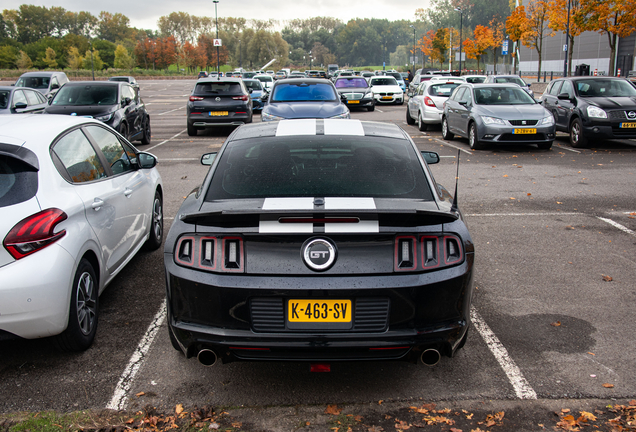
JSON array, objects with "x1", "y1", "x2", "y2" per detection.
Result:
[
  {"x1": 209, "y1": 111, "x2": 229, "y2": 116},
  {"x1": 513, "y1": 128, "x2": 537, "y2": 134},
  {"x1": 620, "y1": 122, "x2": 636, "y2": 128},
  {"x1": 288, "y1": 299, "x2": 352, "y2": 323},
  {"x1": 347, "y1": 100, "x2": 360, "y2": 104},
  {"x1": 381, "y1": 96, "x2": 392, "y2": 100}
]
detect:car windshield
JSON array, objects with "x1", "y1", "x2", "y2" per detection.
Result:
[
  {"x1": 429, "y1": 83, "x2": 461, "y2": 97},
  {"x1": 493, "y1": 76, "x2": 526, "y2": 86},
  {"x1": 474, "y1": 87, "x2": 536, "y2": 105},
  {"x1": 371, "y1": 78, "x2": 398, "y2": 86},
  {"x1": 205, "y1": 136, "x2": 433, "y2": 200},
  {"x1": 271, "y1": 82, "x2": 338, "y2": 102},
  {"x1": 16, "y1": 76, "x2": 50, "y2": 89},
  {"x1": 51, "y1": 85, "x2": 118, "y2": 106},
  {"x1": 575, "y1": 79, "x2": 636, "y2": 97},
  {"x1": 109, "y1": 77, "x2": 130, "y2": 82},
  {"x1": 255, "y1": 76, "x2": 273, "y2": 82},
  {"x1": 194, "y1": 82, "x2": 242, "y2": 95},
  {"x1": 465, "y1": 76, "x2": 486, "y2": 84},
  {"x1": 243, "y1": 72, "x2": 256, "y2": 78},
  {"x1": 335, "y1": 78, "x2": 369, "y2": 88},
  {"x1": 243, "y1": 80, "x2": 263, "y2": 91},
  {"x1": 0, "y1": 91, "x2": 9, "y2": 109},
  {"x1": 386, "y1": 73, "x2": 403, "y2": 81}
]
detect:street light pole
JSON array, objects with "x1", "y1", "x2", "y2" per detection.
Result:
[
  {"x1": 213, "y1": 0, "x2": 220, "y2": 76},
  {"x1": 454, "y1": 7, "x2": 463, "y2": 75},
  {"x1": 410, "y1": 25, "x2": 416, "y2": 73},
  {"x1": 239, "y1": 39, "x2": 242, "y2": 70},
  {"x1": 563, "y1": 0, "x2": 571, "y2": 77}
]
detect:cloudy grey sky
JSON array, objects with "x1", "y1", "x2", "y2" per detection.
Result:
[{"x1": 4, "y1": 0, "x2": 428, "y2": 31}]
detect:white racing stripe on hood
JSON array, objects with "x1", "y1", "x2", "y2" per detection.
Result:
[
  {"x1": 275, "y1": 119, "x2": 317, "y2": 136},
  {"x1": 324, "y1": 119, "x2": 364, "y2": 135},
  {"x1": 324, "y1": 197, "x2": 376, "y2": 210},
  {"x1": 263, "y1": 197, "x2": 315, "y2": 210}
]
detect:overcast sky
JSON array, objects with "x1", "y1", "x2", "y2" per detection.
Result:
[{"x1": 4, "y1": 0, "x2": 429, "y2": 31}]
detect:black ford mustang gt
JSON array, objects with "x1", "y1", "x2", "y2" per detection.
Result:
[{"x1": 164, "y1": 119, "x2": 474, "y2": 367}]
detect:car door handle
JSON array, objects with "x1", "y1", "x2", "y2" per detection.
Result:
[
  {"x1": 91, "y1": 199, "x2": 105, "y2": 210},
  {"x1": 124, "y1": 188, "x2": 133, "y2": 198}
]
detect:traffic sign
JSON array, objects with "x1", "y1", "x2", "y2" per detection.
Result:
[{"x1": 213, "y1": 39, "x2": 222, "y2": 47}]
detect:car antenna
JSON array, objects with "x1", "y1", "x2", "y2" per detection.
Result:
[{"x1": 450, "y1": 150, "x2": 460, "y2": 213}]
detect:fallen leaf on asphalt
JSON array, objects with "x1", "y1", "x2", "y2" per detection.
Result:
[
  {"x1": 602, "y1": 275, "x2": 613, "y2": 282},
  {"x1": 355, "y1": 416, "x2": 363, "y2": 422},
  {"x1": 565, "y1": 226, "x2": 574, "y2": 230},
  {"x1": 208, "y1": 423, "x2": 219, "y2": 430},
  {"x1": 603, "y1": 383, "x2": 614, "y2": 388},
  {"x1": 561, "y1": 409, "x2": 571, "y2": 413},
  {"x1": 231, "y1": 422, "x2": 242, "y2": 428},
  {"x1": 325, "y1": 404, "x2": 342, "y2": 415},
  {"x1": 517, "y1": 165, "x2": 523, "y2": 168},
  {"x1": 175, "y1": 404, "x2": 183, "y2": 415},
  {"x1": 450, "y1": 428, "x2": 463, "y2": 432},
  {"x1": 587, "y1": 352, "x2": 595, "y2": 356},
  {"x1": 125, "y1": 419, "x2": 135, "y2": 424},
  {"x1": 509, "y1": 197, "x2": 516, "y2": 200},
  {"x1": 503, "y1": 174, "x2": 508, "y2": 177},
  {"x1": 470, "y1": 429, "x2": 485, "y2": 432},
  {"x1": 557, "y1": 201, "x2": 563, "y2": 204},
  {"x1": 551, "y1": 321, "x2": 562, "y2": 327},
  {"x1": 136, "y1": 392, "x2": 145, "y2": 397},
  {"x1": 579, "y1": 411, "x2": 596, "y2": 421},
  {"x1": 527, "y1": 193, "x2": 531, "y2": 196},
  {"x1": 395, "y1": 420, "x2": 411, "y2": 430},
  {"x1": 306, "y1": 422, "x2": 310, "y2": 426},
  {"x1": 368, "y1": 426, "x2": 384, "y2": 432},
  {"x1": 378, "y1": 400, "x2": 384, "y2": 405}
]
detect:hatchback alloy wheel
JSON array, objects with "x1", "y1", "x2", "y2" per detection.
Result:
[{"x1": 76, "y1": 270, "x2": 97, "y2": 336}]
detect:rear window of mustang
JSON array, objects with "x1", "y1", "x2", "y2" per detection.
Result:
[{"x1": 205, "y1": 136, "x2": 434, "y2": 200}]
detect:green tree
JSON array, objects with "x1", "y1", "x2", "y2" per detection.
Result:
[
  {"x1": 83, "y1": 49, "x2": 104, "y2": 70},
  {"x1": 16, "y1": 50, "x2": 32, "y2": 69},
  {"x1": 67, "y1": 46, "x2": 83, "y2": 69},
  {"x1": 92, "y1": 39, "x2": 117, "y2": 68},
  {"x1": 43, "y1": 47, "x2": 58, "y2": 68},
  {"x1": 97, "y1": 11, "x2": 132, "y2": 42},
  {"x1": 0, "y1": 45, "x2": 18, "y2": 68},
  {"x1": 114, "y1": 44, "x2": 135, "y2": 69}
]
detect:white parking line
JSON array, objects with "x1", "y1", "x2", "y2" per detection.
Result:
[
  {"x1": 158, "y1": 106, "x2": 186, "y2": 116},
  {"x1": 430, "y1": 138, "x2": 473, "y2": 155},
  {"x1": 146, "y1": 129, "x2": 187, "y2": 152},
  {"x1": 107, "y1": 300, "x2": 167, "y2": 410},
  {"x1": 598, "y1": 217, "x2": 636, "y2": 237},
  {"x1": 555, "y1": 144, "x2": 581, "y2": 154},
  {"x1": 471, "y1": 307, "x2": 537, "y2": 399}
]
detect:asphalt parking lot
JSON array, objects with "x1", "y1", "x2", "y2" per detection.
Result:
[{"x1": 1, "y1": 80, "x2": 635, "y2": 423}]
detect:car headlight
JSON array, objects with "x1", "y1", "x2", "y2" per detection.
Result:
[
  {"x1": 481, "y1": 116, "x2": 506, "y2": 125},
  {"x1": 541, "y1": 115, "x2": 555, "y2": 126},
  {"x1": 261, "y1": 111, "x2": 285, "y2": 122},
  {"x1": 330, "y1": 111, "x2": 351, "y2": 119},
  {"x1": 365, "y1": 91, "x2": 374, "y2": 98},
  {"x1": 587, "y1": 106, "x2": 607, "y2": 119},
  {"x1": 95, "y1": 112, "x2": 115, "y2": 122}
]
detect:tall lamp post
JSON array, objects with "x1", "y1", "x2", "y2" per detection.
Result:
[
  {"x1": 239, "y1": 39, "x2": 242, "y2": 70},
  {"x1": 213, "y1": 0, "x2": 220, "y2": 75},
  {"x1": 454, "y1": 7, "x2": 463, "y2": 75},
  {"x1": 410, "y1": 25, "x2": 416, "y2": 73},
  {"x1": 563, "y1": 0, "x2": 571, "y2": 77}
]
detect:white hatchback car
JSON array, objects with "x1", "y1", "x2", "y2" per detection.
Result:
[
  {"x1": 0, "y1": 115, "x2": 163, "y2": 351},
  {"x1": 368, "y1": 76, "x2": 404, "y2": 105},
  {"x1": 406, "y1": 79, "x2": 463, "y2": 131}
]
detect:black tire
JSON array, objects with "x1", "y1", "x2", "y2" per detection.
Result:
[
  {"x1": 187, "y1": 123, "x2": 197, "y2": 136},
  {"x1": 469, "y1": 122, "x2": 485, "y2": 150},
  {"x1": 417, "y1": 112, "x2": 428, "y2": 131},
  {"x1": 140, "y1": 116, "x2": 151, "y2": 145},
  {"x1": 441, "y1": 116, "x2": 454, "y2": 140},
  {"x1": 144, "y1": 190, "x2": 163, "y2": 251},
  {"x1": 367, "y1": 104, "x2": 375, "y2": 112},
  {"x1": 537, "y1": 141, "x2": 553, "y2": 150},
  {"x1": 54, "y1": 259, "x2": 98, "y2": 351},
  {"x1": 119, "y1": 123, "x2": 128, "y2": 141},
  {"x1": 569, "y1": 118, "x2": 588, "y2": 148},
  {"x1": 406, "y1": 106, "x2": 415, "y2": 125}
]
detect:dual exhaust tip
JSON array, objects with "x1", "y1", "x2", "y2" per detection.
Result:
[{"x1": 197, "y1": 347, "x2": 440, "y2": 367}]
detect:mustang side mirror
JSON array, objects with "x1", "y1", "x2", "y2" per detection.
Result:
[
  {"x1": 201, "y1": 152, "x2": 217, "y2": 166},
  {"x1": 421, "y1": 151, "x2": 440, "y2": 164}
]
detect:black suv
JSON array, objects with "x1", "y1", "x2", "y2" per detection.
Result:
[
  {"x1": 540, "y1": 76, "x2": 636, "y2": 147},
  {"x1": 186, "y1": 78, "x2": 253, "y2": 135}
]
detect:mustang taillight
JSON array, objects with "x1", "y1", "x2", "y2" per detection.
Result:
[
  {"x1": 174, "y1": 235, "x2": 244, "y2": 273},
  {"x1": 394, "y1": 234, "x2": 463, "y2": 272},
  {"x1": 3, "y1": 208, "x2": 68, "y2": 260}
]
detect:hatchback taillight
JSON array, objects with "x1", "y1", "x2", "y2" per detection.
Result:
[
  {"x1": 232, "y1": 95, "x2": 249, "y2": 101},
  {"x1": 394, "y1": 234, "x2": 463, "y2": 272},
  {"x1": 174, "y1": 235, "x2": 244, "y2": 273},
  {"x1": 189, "y1": 96, "x2": 204, "y2": 101},
  {"x1": 3, "y1": 208, "x2": 68, "y2": 260},
  {"x1": 424, "y1": 96, "x2": 436, "y2": 107}
]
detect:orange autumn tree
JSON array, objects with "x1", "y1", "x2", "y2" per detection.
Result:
[
  {"x1": 506, "y1": 6, "x2": 529, "y2": 74},
  {"x1": 522, "y1": 0, "x2": 551, "y2": 77},
  {"x1": 464, "y1": 25, "x2": 493, "y2": 71},
  {"x1": 418, "y1": 30, "x2": 435, "y2": 68},
  {"x1": 579, "y1": 0, "x2": 636, "y2": 75},
  {"x1": 548, "y1": 0, "x2": 587, "y2": 76},
  {"x1": 489, "y1": 17, "x2": 506, "y2": 72},
  {"x1": 431, "y1": 28, "x2": 449, "y2": 67}
]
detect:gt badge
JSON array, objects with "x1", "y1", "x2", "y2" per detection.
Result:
[{"x1": 302, "y1": 238, "x2": 337, "y2": 271}]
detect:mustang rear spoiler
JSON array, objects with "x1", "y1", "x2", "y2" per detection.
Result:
[{"x1": 179, "y1": 208, "x2": 459, "y2": 226}]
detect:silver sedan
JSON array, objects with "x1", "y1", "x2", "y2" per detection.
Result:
[
  {"x1": 0, "y1": 115, "x2": 163, "y2": 350},
  {"x1": 442, "y1": 83, "x2": 556, "y2": 150}
]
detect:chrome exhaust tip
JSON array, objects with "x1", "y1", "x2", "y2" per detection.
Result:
[
  {"x1": 197, "y1": 349, "x2": 218, "y2": 367},
  {"x1": 420, "y1": 348, "x2": 441, "y2": 366}
]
